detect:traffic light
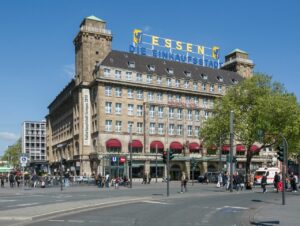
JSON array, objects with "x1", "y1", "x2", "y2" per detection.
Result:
[
  {"x1": 169, "y1": 150, "x2": 174, "y2": 161},
  {"x1": 277, "y1": 145, "x2": 284, "y2": 162},
  {"x1": 162, "y1": 151, "x2": 167, "y2": 164}
]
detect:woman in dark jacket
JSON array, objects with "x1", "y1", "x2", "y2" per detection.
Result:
[{"x1": 261, "y1": 173, "x2": 267, "y2": 193}]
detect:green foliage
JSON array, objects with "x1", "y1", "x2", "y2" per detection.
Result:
[
  {"x1": 201, "y1": 73, "x2": 300, "y2": 156},
  {"x1": 1, "y1": 138, "x2": 22, "y2": 167}
]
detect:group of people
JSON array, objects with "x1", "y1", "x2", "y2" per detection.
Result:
[
  {"x1": 0, "y1": 173, "x2": 45, "y2": 188},
  {"x1": 270, "y1": 171, "x2": 298, "y2": 193},
  {"x1": 216, "y1": 171, "x2": 247, "y2": 191},
  {"x1": 95, "y1": 174, "x2": 129, "y2": 189}
]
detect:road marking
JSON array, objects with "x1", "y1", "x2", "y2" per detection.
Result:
[
  {"x1": 7, "y1": 202, "x2": 39, "y2": 207},
  {"x1": 48, "y1": 219, "x2": 65, "y2": 222},
  {"x1": 219, "y1": 205, "x2": 249, "y2": 210},
  {"x1": 68, "y1": 220, "x2": 84, "y2": 223},
  {"x1": 143, "y1": 200, "x2": 168, "y2": 205},
  {"x1": 0, "y1": 200, "x2": 16, "y2": 202}
]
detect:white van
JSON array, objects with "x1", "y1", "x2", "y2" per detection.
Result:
[{"x1": 254, "y1": 167, "x2": 280, "y2": 185}]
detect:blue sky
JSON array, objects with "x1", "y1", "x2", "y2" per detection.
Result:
[{"x1": 0, "y1": 0, "x2": 299, "y2": 155}]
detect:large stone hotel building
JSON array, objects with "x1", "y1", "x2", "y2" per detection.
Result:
[{"x1": 46, "y1": 16, "x2": 276, "y2": 180}]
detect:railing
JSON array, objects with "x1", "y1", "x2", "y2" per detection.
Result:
[{"x1": 80, "y1": 25, "x2": 112, "y2": 35}]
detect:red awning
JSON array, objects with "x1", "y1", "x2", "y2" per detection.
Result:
[
  {"x1": 250, "y1": 145, "x2": 259, "y2": 152},
  {"x1": 222, "y1": 145, "x2": 230, "y2": 152},
  {"x1": 189, "y1": 142, "x2": 200, "y2": 151},
  {"x1": 106, "y1": 139, "x2": 121, "y2": 148},
  {"x1": 129, "y1": 140, "x2": 143, "y2": 148},
  {"x1": 150, "y1": 141, "x2": 164, "y2": 149},
  {"x1": 170, "y1": 142, "x2": 183, "y2": 150},
  {"x1": 236, "y1": 144, "x2": 246, "y2": 152}
]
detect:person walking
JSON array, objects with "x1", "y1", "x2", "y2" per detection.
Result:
[
  {"x1": 142, "y1": 173, "x2": 147, "y2": 184},
  {"x1": 290, "y1": 172, "x2": 298, "y2": 192},
  {"x1": 274, "y1": 172, "x2": 280, "y2": 192},
  {"x1": 180, "y1": 173, "x2": 188, "y2": 193},
  {"x1": 1, "y1": 174, "x2": 5, "y2": 188},
  {"x1": 261, "y1": 173, "x2": 267, "y2": 193},
  {"x1": 9, "y1": 173, "x2": 15, "y2": 188}
]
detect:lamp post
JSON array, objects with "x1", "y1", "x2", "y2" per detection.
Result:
[
  {"x1": 129, "y1": 125, "x2": 133, "y2": 188},
  {"x1": 229, "y1": 111, "x2": 234, "y2": 192},
  {"x1": 155, "y1": 144, "x2": 158, "y2": 183}
]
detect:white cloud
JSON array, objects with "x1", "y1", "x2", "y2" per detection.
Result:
[
  {"x1": 0, "y1": 132, "x2": 19, "y2": 141},
  {"x1": 63, "y1": 64, "x2": 75, "y2": 79}
]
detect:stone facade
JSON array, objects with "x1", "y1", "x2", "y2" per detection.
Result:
[{"x1": 46, "y1": 16, "x2": 276, "y2": 180}]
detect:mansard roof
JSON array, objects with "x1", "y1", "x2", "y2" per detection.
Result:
[{"x1": 101, "y1": 50, "x2": 244, "y2": 85}]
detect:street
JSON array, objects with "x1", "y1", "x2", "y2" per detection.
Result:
[{"x1": 0, "y1": 182, "x2": 298, "y2": 226}]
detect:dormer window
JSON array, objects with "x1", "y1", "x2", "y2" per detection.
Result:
[
  {"x1": 128, "y1": 61, "x2": 135, "y2": 68},
  {"x1": 148, "y1": 65, "x2": 155, "y2": 71},
  {"x1": 184, "y1": 71, "x2": 191, "y2": 77},
  {"x1": 167, "y1": 68, "x2": 174, "y2": 75},
  {"x1": 232, "y1": 78, "x2": 238, "y2": 84},
  {"x1": 201, "y1": 73, "x2": 208, "y2": 80},
  {"x1": 217, "y1": 76, "x2": 223, "y2": 82}
]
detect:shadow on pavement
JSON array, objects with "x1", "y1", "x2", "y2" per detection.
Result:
[{"x1": 250, "y1": 220, "x2": 280, "y2": 225}]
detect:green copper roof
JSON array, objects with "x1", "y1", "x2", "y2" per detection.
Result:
[
  {"x1": 228, "y1": 48, "x2": 247, "y2": 55},
  {"x1": 85, "y1": 15, "x2": 105, "y2": 22}
]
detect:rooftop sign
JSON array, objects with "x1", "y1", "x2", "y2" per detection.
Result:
[{"x1": 129, "y1": 29, "x2": 222, "y2": 69}]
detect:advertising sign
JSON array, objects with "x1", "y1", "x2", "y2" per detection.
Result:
[
  {"x1": 129, "y1": 29, "x2": 222, "y2": 69},
  {"x1": 82, "y1": 88, "x2": 91, "y2": 146}
]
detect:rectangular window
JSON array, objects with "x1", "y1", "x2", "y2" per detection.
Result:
[
  {"x1": 202, "y1": 83, "x2": 206, "y2": 91},
  {"x1": 177, "y1": 125, "x2": 183, "y2": 135},
  {"x1": 105, "y1": 102, "x2": 112, "y2": 114},
  {"x1": 210, "y1": 84, "x2": 215, "y2": 92},
  {"x1": 150, "y1": 123, "x2": 155, "y2": 134},
  {"x1": 115, "y1": 121, "x2": 122, "y2": 132},
  {"x1": 169, "y1": 124, "x2": 174, "y2": 135},
  {"x1": 188, "y1": 125, "x2": 193, "y2": 136},
  {"x1": 137, "y1": 122, "x2": 143, "y2": 134},
  {"x1": 148, "y1": 91, "x2": 154, "y2": 101},
  {"x1": 186, "y1": 96, "x2": 191, "y2": 104},
  {"x1": 128, "y1": 61, "x2": 135, "y2": 68},
  {"x1": 126, "y1": 71, "x2": 132, "y2": 80},
  {"x1": 149, "y1": 105, "x2": 155, "y2": 118},
  {"x1": 128, "y1": 104, "x2": 134, "y2": 115},
  {"x1": 115, "y1": 70, "x2": 121, "y2": 79},
  {"x1": 169, "y1": 108, "x2": 174, "y2": 118},
  {"x1": 218, "y1": 84, "x2": 222, "y2": 93},
  {"x1": 187, "y1": 109, "x2": 193, "y2": 120},
  {"x1": 147, "y1": 74, "x2": 152, "y2": 83},
  {"x1": 157, "y1": 92, "x2": 162, "y2": 101},
  {"x1": 193, "y1": 82, "x2": 198, "y2": 91},
  {"x1": 128, "y1": 121, "x2": 134, "y2": 133},
  {"x1": 194, "y1": 97, "x2": 199, "y2": 106},
  {"x1": 115, "y1": 103, "x2": 122, "y2": 114},
  {"x1": 158, "y1": 107, "x2": 164, "y2": 118},
  {"x1": 203, "y1": 98, "x2": 208, "y2": 107},
  {"x1": 176, "y1": 94, "x2": 181, "y2": 102},
  {"x1": 137, "y1": 90, "x2": 143, "y2": 99},
  {"x1": 195, "y1": 110, "x2": 200, "y2": 121},
  {"x1": 105, "y1": 120, "x2": 112, "y2": 132},
  {"x1": 148, "y1": 65, "x2": 155, "y2": 71},
  {"x1": 137, "y1": 105, "x2": 143, "y2": 116},
  {"x1": 136, "y1": 73, "x2": 142, "y2": 82},
  {"x1": 167, "y1": 78, "x2": 172, "y2": 87},
  {"x1": 177, "y1": 108, "x2": 183, "y2": 120},
  {"x1": 168, "y1": 94, "x2": 173, "y2": 101},
  {"x1": 105, "y1": 86, "x2": 112, "y2": 96},
  {"x1": 158, "y1": 123, "x2": 164, "y2": 134},
  {"x1": 115, "y1": 87, "x2": 122, "y2": 97},
  {"x1": 184, "y1": 80, "x2": 189, "y2": 88},
  {"x1": 128, "y1": 88, "x2": 134, "y2": 99},
  {"x1": 204, "y1": 111, "x2": 209, "y2": 119},
  {"x1": 175, "y1": 79, "x2": 180, "y2": 88},
  {"x1": 157, "y1": 76, "x2": 162, "y2": 84},
  {"x1": 195, "y1": 126, "x2": 200, "y2": 137},
  {"x1": 104, "y1": 68, "x2": 110, "y2": 77}
]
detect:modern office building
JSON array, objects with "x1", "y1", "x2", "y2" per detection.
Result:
[
  {"x1": 46, "y1": 16, "x2": 277, "y2": 179},
  {"x1": 22, "y1": 121, "x2": 47, "y2": 172}
]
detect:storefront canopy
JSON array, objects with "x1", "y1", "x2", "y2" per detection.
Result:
[
  {"x1": 250, "y1": 145, "x2": 259, "y2": 152},
  {"x1": 170, "y1": 142, "x2": 183, "y2": 150},
  {"x1": 189, "y1": 142, "x2": 201, "y2": 151},
  {"x1": 222, "y1": 145, "x2": 230, "y2": 152},
  {"x1": 129, "y1": 140, "x2": 143, "y2": 148},
  {"x1": 236, "y1": 144, "x2": 246, "y2": 152},
  {"x1": 150, "y1": 141, "x2": 164, "y2": 150},
  {"x1": 106, "y1": 139, "x2": 121, "y2": 148}
]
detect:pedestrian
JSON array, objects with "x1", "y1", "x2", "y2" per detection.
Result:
[
  {"x1": 181, "y1": 173, "x2": 187, "y2": 193},
  {"x1": 15, "y1": 175, "x2": 20, "y2": 187},
  {"x1": 239, "y1": 174, "x2": 245, "y2": 191},
  {"x1": 9, "y1": 173, "x2": 15, "y2": 188},
  {"x1": 222, "y1": 172, "x2": 228, "y2": 187},
  {"x1": 0, "y1": 174, "x2": 5, "y2": 188},
  {"x1": 290, "y1": 172, "x2": 297, "y2": 192},
  {"x1": 148, "y1": 174, "x2": 152, "y2": 184},
  {"x1": 115, "y1": 177, "x2": 120, "y2": 189},
  {"x1": 105, "y1": 174, "x2": 110, "y2": 188},
  {"x1": 261, "y1": 173, "x2": 267, "y2": 193},
  {"x1": 274, "y1": 172, "x2": 280, "y2": 192},
  {"x1": 217, "y1": 172, "x2": 223, "y2": 188},
  {"x1": 142, "y1": 174, "x2": 147, "y2": 184}
]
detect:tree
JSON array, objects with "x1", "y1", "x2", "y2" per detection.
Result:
[
  {"x1": 1, "y1": 138, "x2": 22, "y2": 167},
  {"x1": 200, "y1": 73, "x2": 300, "y2": 177}
]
